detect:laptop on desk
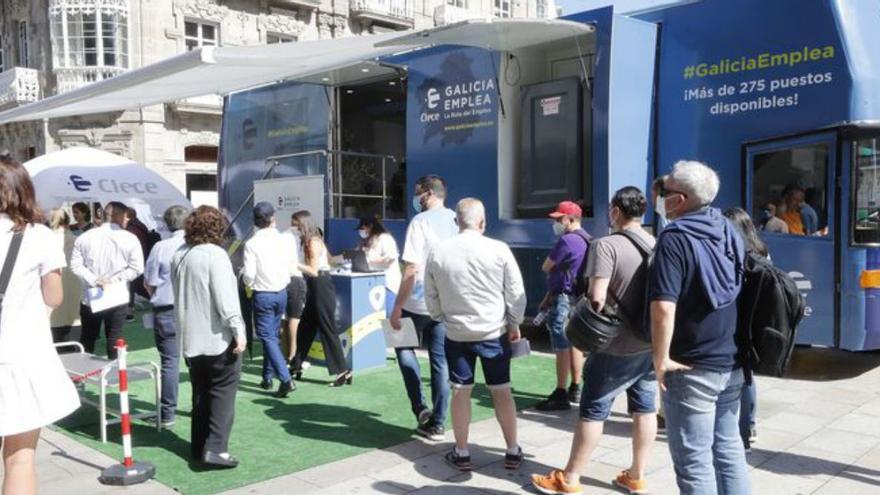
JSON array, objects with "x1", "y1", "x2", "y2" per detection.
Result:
[{"x1": 343, "y1": 250, "x2": 383, "y2": 273}]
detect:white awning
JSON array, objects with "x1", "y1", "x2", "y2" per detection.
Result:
[
  {"x1": 0, "y1": 19, "x2": 594, "y2": 124},
  {"x1": 377, "y1": 18, "x2": 594, "y2": 51}
]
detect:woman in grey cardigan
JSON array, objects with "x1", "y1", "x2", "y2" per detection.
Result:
[{"x1": 172, "y1": 206, "x2": 246, "y2": 469}]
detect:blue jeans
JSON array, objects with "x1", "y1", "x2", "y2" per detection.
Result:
[
  {"x1": 395, "y1": 310, "x2": 449, "y2": 425},
  {"x1": 547, "y1": 293, "x2": 574, "y2": 352},
  {"x1": 253, "y1": 290, "x2": 291, "y2": 384},
  {"x1": 740, "y1": 380, "x2": 757, "y2": 447},
  {"x1": 153, "y1": 308, "x2": 179, "y2": 421},
  {"x1": 663, "y1": 367, "x2": 751, "y2": 495}
]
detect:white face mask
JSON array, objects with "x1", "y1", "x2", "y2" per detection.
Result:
[
  {"x1": 552, "y1": 222, "x2": 566, "y2": 237},
  {"x1": 655, "y1": 196, "x2": 667, "y2": 222},
  {"x1": 358, "y1": 230, "x2": 369, "y2": 240}
]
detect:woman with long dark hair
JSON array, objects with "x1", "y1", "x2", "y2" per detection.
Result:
[
  {"x1": 723, "y1": 207, "x2": 764, "y2": 452},
  {"x1": 0, "y1": 155, "x2": 79, "y2": 495},
  {"x1": 355, "y1": 216, "x2": 401, "y2": 317},
  {"x1": 289, "y1": 210, "x2": 352, "y2": 387},
  {"x1": 172, "y1": 206, "x2": 246, "y2": 468}
]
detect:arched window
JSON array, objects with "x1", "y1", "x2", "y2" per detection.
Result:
[{"x1": 50, "y1": 0, "x2": 129, "y2": 69}]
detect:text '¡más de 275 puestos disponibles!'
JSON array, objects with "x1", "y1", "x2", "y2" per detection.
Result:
[{"x1": 680, "y1": 45, "x2": 836, "y2": 117}]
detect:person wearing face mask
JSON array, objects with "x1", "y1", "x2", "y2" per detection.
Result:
[
  {"x1": 535, "y1": 201, "x2": 591, "y2": 411},
  {"x1": 649, "y1": 161, "x2": 749, "y2": 494},
  {"x1": 651, "y1": 175, "x2": 669, "y2": 233},
  {"x1": 532, "y1": 186, "x2": 658, "y2": 495},
  {"x1": 354, "y1": 216, "x2": 401, "y2": 317},
  {"x1": 390, "y1": 174, "x2": 458, "y2": 441}
]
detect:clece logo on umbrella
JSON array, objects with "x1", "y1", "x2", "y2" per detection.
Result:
[{"x1": 68, "y1": 174, "x2": 92, "y2": 192}]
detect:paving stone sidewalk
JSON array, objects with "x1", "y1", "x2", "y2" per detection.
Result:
[{"x1": 11, "y1": 348, "x2": 880, "y2": 494}]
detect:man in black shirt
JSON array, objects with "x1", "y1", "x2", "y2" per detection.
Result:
[{"x1": 649, "y1": 161, "x2": 749, "y2": 494}]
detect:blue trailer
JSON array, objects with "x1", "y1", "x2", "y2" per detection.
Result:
[
  {"x1": 217, "y1": 0, "x2": 880, "y2": 351},
  {"x1": 3, "y1": 0, "x2": 873, "y2": 351}
]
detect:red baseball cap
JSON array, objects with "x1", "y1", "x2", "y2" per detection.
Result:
[{"x1": 549, "y1": 201, "x2": 582, "y2": 219}]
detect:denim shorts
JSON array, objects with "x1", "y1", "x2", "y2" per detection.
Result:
[
  {"x1": 445, "y1": 336, "x2": 511, "y2": 388},
  {"x1": 547, "y1": 293, "x2": 574, "y2": 352},
  {"x1": 579, "y1": 351, "x2": 657, "y2": 421}
]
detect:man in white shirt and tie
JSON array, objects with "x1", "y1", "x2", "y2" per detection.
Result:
[
  {"x1": 70, "y1": 201, "x2": 145, "y2": 359},
  {"x1": 242, "y1": 202, "x2": 298, "y2": 398},
  {"x1": 425, "y1": 198, "x2": 527, "y2": 472}
]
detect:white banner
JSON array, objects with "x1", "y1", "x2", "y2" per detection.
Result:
[{"x1": 253, "y1": 175, "x2": 325, "y2": 232}]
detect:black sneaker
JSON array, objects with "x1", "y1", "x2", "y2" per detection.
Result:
[
  {"x1": 567, "y1": 383, "x2": 582, "y2": 405},
  {"x1": 259, "y1": 379, "x2": 273, "y2": 391},
  {"x1": 416, "y1": 406, "x2": 432, "y2": 428},
  {"x1": 504, "y1": 446, "x2": 524, "y2": 470},
  {"x1": 444, "y1": 448, "x2": 473, "y2": 471},
  {"x1": 274, "y1": 380, "x2": 295, "y2": 398},
  {"x1": 416, "y1": 420, "x2": 445, "y2": 441},
  {"x1": 535, "y1": 388, "x2": 571, "y2": 411}
]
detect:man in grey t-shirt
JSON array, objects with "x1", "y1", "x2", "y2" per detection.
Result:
[{"x1": 532, "y1": 186, "x2": 659, "y2": 495}]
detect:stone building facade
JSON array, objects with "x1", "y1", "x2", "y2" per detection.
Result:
[{"x1": 0, "y1": 0, "x2": 557, "y2": 205}]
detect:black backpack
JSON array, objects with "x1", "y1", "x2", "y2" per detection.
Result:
[
  {"x1": 567, "y1": 229, "x2": 592, "y2": 297},
  {"x1": 609, "y1": 230, "x2": 654, "y2": 342},
  {"x1": 736, "y1": 252, "x2": 806, "y2": 378}
]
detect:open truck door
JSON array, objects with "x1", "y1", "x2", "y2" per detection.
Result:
[{"x1": 745, "y1": 131, "x2": 839, "y2": 347}]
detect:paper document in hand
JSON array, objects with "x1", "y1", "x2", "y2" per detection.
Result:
[
  {"x1": 511, "y1": 338, "x2": 532, "y2": 359},
  {"x1": 382, "y1": 318, "x2": 419, "y2": 348},
  {"x1": 87, "y1": 282, "x2": 129, "y2": 313}
]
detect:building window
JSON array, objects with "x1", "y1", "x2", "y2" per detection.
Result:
[
  {"x1": 185, "y1": 145, "x2": 219, "y2": 163},
  {"x1": 185, "y1": 21, "x2": 218, "y2": 51},
  {"x1": 447, "y1": 0, "x2": 467, "y2": 8},
  {"x1": 494, "y1": 0, "x2": 511, "y2": 18},
  {"x1": 266, "y1": 33, "x2": 297, "y2": 44},
  {"x1": 17, "y1": 21, "x2": 29, "y2": 67},
  {"x1": 50, "y1": 4, "x2": 129, "y2": 69}
]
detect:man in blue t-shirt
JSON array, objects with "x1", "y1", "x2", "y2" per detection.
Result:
[
  {"x1": 535, "y1": 201, "x2": 590, "y2": 411},
  {"x1": 649, "y1": 161, "x2": 750, "y2": 494}
]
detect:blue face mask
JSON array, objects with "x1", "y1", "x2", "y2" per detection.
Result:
[{"x1": 412, "y1": 195, "x2": 424, "y2": 213}]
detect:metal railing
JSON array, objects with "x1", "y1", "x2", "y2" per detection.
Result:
[{"x1": 224, "y1": 148, "x2": 398, "y2": 239}]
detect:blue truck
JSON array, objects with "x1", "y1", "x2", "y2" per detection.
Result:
[{"x1": 216, "y1": 0, "x2": 880, "y2": 351}]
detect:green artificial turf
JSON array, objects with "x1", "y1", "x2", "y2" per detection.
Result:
[{"x1": 54, "y1": 315, "x2": 556, "y2": 494}]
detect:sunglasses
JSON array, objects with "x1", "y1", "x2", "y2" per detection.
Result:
[{"x1": 660, "y1": 185, "x2": 688, "y2": 198}]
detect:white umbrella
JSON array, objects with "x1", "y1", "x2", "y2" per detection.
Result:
[{"x1": 24, "y1": 147, "x2": 192, "y2": 231}]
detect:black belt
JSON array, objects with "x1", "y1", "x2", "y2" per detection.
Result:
[{"x1": 153, "y1": 305, "x2": 174, "y2": 312}]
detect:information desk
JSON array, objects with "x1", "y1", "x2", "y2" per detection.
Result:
[{"x1": 305, "y1": 272, "x2": 387, "y2": 373}]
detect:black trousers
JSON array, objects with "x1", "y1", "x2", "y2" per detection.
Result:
[
  {"x1": 188, "y1": 343, "x2": 241, "y2": 459},
  {"x1": 291, "y1": 274, "x2": 347, "y2": 375},
  {"x1": 80, "y1": 304, "x2": 127, "y2": 359}
]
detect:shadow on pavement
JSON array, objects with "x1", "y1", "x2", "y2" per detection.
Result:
[
  {"x1": 786, "y1": 346, "x2": 880, "y2": 381},
  {"x1": 754, "y1": 447, "x2": 880, "y2": 486}
]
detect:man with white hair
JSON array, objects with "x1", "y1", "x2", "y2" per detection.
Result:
[
  {"x1": 649, "y1": 161, "x2": 749, "y2": 494},
  {"x1": 425, "y1": 198, "x2": 527, "y2": 472}
]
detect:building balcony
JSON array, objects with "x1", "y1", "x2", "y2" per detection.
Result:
[
  {"x1": 350, "y1": 0, "x2": 414, "y2": 29},
  {"x1": 169, "y1": 95, "x2": 224, "y2": 116},
  {"x1": 55, "y1": 66, "x2": 126, "y2": 94},
  {"x1": 433, "y1": 4, "x2": 483, "y2": 26},
  {"x1": 0, "y1": 67, "x2": 41, "y2": 109},
  {"x1": 270, "y1": 0, "x2": 322, "y2": 9}
]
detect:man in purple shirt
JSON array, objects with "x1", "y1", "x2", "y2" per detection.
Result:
[{"x1": 536, "y1": 201, "x2": 591, "y2": 411}]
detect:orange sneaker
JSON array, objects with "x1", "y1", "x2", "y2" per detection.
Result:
[
  {"x1": 613, "y1": 470, "x2": 649, "y2": 494},
  {"x1": 530, "y1": 469, "x2": 582, "y2": 495}
]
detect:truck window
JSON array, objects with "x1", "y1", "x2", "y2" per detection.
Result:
[
  {"x1": 752, "y1": 144, "x2": 829, "y2": 237},
  {"x1": 854, "y1": 138, "x2": 880, "y2": 245}
]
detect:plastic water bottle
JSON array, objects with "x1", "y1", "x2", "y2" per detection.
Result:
[{"x1": 533, "y1": 310, "x2": 548, "y2": 326}]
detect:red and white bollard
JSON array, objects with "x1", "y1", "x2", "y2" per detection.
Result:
[{"x1": 99, "y1": 339, "x2": 156, "y2": 486}]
